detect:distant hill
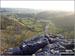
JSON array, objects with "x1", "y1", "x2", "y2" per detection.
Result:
[
  {"x1": 35, "y1": 11, "x2": 74, "y2": 29},
  {"x1": 0, "y1": 8, "x2": 40, "y2": 13},
  {"x1": 35, "y1": 11, "x2": 73, "y2": 19}
]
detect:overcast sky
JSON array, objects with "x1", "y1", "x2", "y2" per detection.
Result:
[{"x1": 1, "y1": 1, "x2": 74, "y2": 11}]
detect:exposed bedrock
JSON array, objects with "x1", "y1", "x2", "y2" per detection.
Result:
[{"x1": 3, "y1": 33, "x2": 75, "y2": 56}]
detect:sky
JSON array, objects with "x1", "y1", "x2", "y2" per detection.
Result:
[{"x1": 1, "y1": 1, "x2": 74, "y2": 11}]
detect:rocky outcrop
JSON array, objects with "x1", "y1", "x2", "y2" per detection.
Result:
[{"x1": 3, "y1": 33, "x2": 75, "y2": 56}]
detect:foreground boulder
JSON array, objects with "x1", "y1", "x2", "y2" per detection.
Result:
[{"x1": 3, "y1": 34, "x2": 49, "y2": 55}]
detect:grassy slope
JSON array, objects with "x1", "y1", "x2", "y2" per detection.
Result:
[{"x1": 1, "y1": 16, "x2": 37, "y2": 53}]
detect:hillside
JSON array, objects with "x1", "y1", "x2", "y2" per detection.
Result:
[
  {"x1": 1, "y1": 16, "x2": 37, "y2": 53},
  {"x1": 1, "y1": 16, "x2": 25, "y2": 52}
]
